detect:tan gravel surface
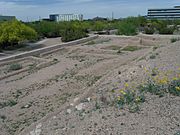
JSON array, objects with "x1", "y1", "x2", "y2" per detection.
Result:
[{"x1": 0, "y1": 34, "x2": 179, "y2": 135}]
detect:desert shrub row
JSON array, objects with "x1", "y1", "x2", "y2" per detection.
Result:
[{"x1": 0, "y1": 17, "x2": 179, "y2": 49}]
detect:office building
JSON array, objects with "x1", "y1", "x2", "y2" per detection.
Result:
[
  {"x1": 147, "y1": 6, "x2": 180, "y2": 20},
  {"x1": 49, "y1": 14, "x2": 83, "y2": 22}
]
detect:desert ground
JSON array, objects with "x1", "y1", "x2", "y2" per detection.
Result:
[
  {"x1": 0, "y1": 34, "x2": 180, "y2": 135},
  {"x1": 0, "y1": 37, "x2": 62, "y2": 58}
]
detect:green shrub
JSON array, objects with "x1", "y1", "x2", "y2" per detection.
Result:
[
  {"x1": 158, "y1": 27, "x2": 174, "y2": 34},
  {"x1": 61, "y1": 25, "x2": 87, "y2": 42},
  {"x1": 0, "y1": 99, "x2": 17, "y2": 109},
  {"x1": 0, "y1": 115, "x2": 6, "y2": 122},
  {"x1": 168, "y1": 79, "x2": 180, "y2": 96},
  {"x1": 107, "y1": 45, "x2": 121, "y2": 50},
  {"x1": 171, "y1": 38, "x2": 180, "y2": 43},
  {"x1": 144, "y1": 27, "x2": 155, "y2": 34},
  {"x1": 122, "y1": 46, "x2": 141, "y2": 51},
  {"x1": 149, "y1": 55, "x2": 156, "y2": 59},
  {"x1": 117, "y1": 50, "x2": 122, "y2": 54},
  {"x1": 171, "y1": 38, "x2": 177, "y2": 43},
  {"x1": 115, "y1": 88, "x2": 145, "y2": 111},
  {"x1": 174, "y1": 131, "x2": 180, "y2": 135},
  {"x1": 9, "y1": 63, "x2": 22, "y2": 71},
  {"x1": 153, "y1": 46, "x2": 158, "y2": 51},
  {"x1": 139, "y1": 78, "x2": 180, "y2": 97},
  {"x1": 92, "y1": 21, "x2": 107, "y2": 31},
  {"x1": 118, "y1": 22, "x2": 137, "y2": 36},
  {"x1": 0, "y1": 20, "x2": 37, "y2": 49},
  {"x1": 28, "y1": 21, "x2": 61, "y2": 38}
]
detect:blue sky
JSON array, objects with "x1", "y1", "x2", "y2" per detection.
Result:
[{"x1": 0, "y1": 0, "x2": 179, "y2": 21}]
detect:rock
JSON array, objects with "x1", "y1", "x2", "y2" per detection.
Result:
[
  {"x1": 87, "y1": 97, "x2": 91, "y2": 102},
  {"x1": 29, "y1": 123, "x2": 42, "y2": 135},
  {"x1": 74, "y1": 98, "x2": 79, "y2": 102},
  {"x1": 70, "y1": 103, "x2": 74, "y2": 106},
  {"x1": 67, "y1": 109, "x2": 71, "y2": 114},
  {"x1": 24, "y1": 105, "x2": 29, "y2": 108},
  {"x1": 139, "y1": 65, "x2": 144, "y2": 68},
  {"x1": 75, "y1": 103, "x2": 85, "y2": 111}
]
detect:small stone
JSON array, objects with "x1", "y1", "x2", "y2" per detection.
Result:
[
  {"x1": 36, "y1": 123, "x2": 42, "y2": 129},
  {"x1": 87, "y1": 97, "x2": 91, "y2": 102},
  {"x1": 53, "y1": 116, "x2": 57, "y2": 119},
  {"x1": 24, "y1": 104, "x2": 30, "y2": 108},
  {"x1": 62, "y1": 127, "x2": 66, "y2": 131},
  {"x1": 70, "y1": 103, "x2": 74, "y2": 106},
  {"x1": 29, "y1": 123, "x2": 42, "y2": 135},
  {"x1": 67, "y1": 109, "x2": 71, "y2": 114},
  {"x1": 75, "y1": 103, "x2": 84, "y2": 111},
  {"x1": 74, "y1": 98, "x2": 79, "y2": 102}
]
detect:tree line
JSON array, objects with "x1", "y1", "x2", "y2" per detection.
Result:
[{"x1": 0, "y1": 17, "x2": 179, "y2": 49}]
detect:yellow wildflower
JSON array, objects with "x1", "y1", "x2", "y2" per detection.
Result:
[
  {"x1": 119, "y1": 89, "x2": 124, "y2": 93},
  {"x1": 119, "y1": 89, "x2": 126, "y2": 95},
  {"x1": 173, "y1": 77, "x2": 178, "y2": 81},
  {"x1": 175, "y1": 87, "x2": 180, "y2": 91},
  {"x1": 117, "y1": 96, "x2": 121, "y2": 101},
  {"x1": 144, "y1": 67, "x2": 149, "y2": 72},
  {"x1": 124, "y1": 83, "x2": 129, "y2": 87},
  {"x1": 158, "y1": 77, "x2": 168, "y2": 85},
  {"x1": 178, "y1": 67, "x2": 180, "y2": 71},
  {"x1": 122, "y1": 91, "x2": 126, "y2": 95},
  {"x1": 131, "y1": 89, "x2": 135, "y2": 93},
  {"x1": 153, "y1": 76, "x2": 160, "y2": 84}
]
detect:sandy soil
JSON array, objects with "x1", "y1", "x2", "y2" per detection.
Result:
[{"x1": 0, "y1": 34, "x2": 179, "y2": 135}]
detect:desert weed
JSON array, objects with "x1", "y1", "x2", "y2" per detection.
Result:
[{"x1": 113, "y1": 66, "x2": 180, "y2": 112}]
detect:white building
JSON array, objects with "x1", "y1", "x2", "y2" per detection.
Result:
[
  {"x1": 147, "y1": 6, "x2": 180, "y2": 20},
  {"x1": 49, "y1": 14, "x2": 83, "y2": 22}
]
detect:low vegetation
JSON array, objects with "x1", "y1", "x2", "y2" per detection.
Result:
[
  {"x1": 171, "y1": 38, "x2": 180, "y2": 43},
  {"x1": 117, "y1": 21, "x2": 137, "y2": 36},
  {"x1": 122, "y1": 46, "x2": 142, "y2": 51},
  {"x1": 140, "y1": 67, "x2": 180, "y2": 97},
  {"x1": 0, "y1": 17, "x2": 179, "y2": 50},
  {"x1": 113, "y1": 83, "x2": 145, "y2": 112},
  {"x1": 149, "y1": 54, "x2": 156, "y2": 59},
  {"x1": 61, "y1": 24, "x2": 87, "y2": 42},
  {"x1": 0, "y1": 20, "x2": 37, "y2": 49},
  {"x1": 113, "y1": 67, "x2": 180, "y2": 112},
  {"x1": 105, "y1": 45, "x2": 121, "y2": 50},
  {"x1": 0, "y1": 99, "x2": 17, "y2": 109},
  {"x1": 8, "y1": 63, "x2": 22, "y2": 71}
]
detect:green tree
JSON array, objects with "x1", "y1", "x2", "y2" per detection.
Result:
[
  {"x1": 92, "y1": 21, "x2": 107, "y2": 31},
  {"x1": 28, "y1": 21, "x2": 60, "y2": 38},
  {"x1": 0, "y1": 20, "x2": 37, "y2": 49},
  {"x1": 118, "y1": 21, "x2": 137, "y2": 36},
  {"x1": 61, "y1": 24, "x2": 87, "y2": 42}
]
